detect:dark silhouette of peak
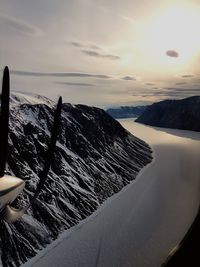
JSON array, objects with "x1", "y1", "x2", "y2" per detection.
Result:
[
  {"x1": 106, "y1": 105, "x2": 148, "y2": 119},
  {"x1": 136, "y1": 96, "x2": 200, "y2": 132}
]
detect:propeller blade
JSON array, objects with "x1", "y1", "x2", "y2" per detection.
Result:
[
  {"x1": 0, "y1": 66, "x2": 10, "y2": 177},
  {"x1": 31, "y1": 96, "x2": 62, "y2": 203}
]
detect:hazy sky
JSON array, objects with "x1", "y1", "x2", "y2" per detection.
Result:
[{"x1": 1, "y1": 0, "x2": 200, "y2": 107}]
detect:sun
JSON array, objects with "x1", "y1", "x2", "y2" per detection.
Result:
[{"x1": 139, "y1": 3, "x2": 200, "y2": 70}]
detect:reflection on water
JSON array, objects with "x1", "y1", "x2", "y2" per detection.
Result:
[{"x1": 119, "y1": 118, "x2": 200, "y2": 144}]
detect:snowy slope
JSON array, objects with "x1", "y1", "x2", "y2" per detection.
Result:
[
  {"x1": 10, "y1": 92, "x2": 54, "y2": 107},
  {"x1": 22, "y1": 120, "x2": 200, "y2": 267},
  {"x1": 0, "y1": 94, "x2": 152, "y2": 267}
]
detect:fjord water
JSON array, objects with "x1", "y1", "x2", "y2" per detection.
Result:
[{"x1": 23, "y1": 119, "x2": 200, "y2": 267}]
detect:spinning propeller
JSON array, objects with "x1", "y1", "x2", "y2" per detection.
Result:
[{"x1": 0, "y1": 66, "x2": 62, "y2": 222}]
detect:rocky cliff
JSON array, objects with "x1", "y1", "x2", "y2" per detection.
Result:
[{"x1": 0, "y1": 93, "x2": 152, "y2": 267}]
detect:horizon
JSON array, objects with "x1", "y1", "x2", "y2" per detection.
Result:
[{"x1": 1, "y1": 0, "x2": 200, "y2": 107}]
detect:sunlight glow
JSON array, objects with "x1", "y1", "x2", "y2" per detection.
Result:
[{"x1": 139, "y1": 3, "x2": 200, "y2": 71}]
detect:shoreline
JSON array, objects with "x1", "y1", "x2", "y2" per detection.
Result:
[
  {"x1": 23, "y1": 120, "x2": 200, "y2": 267},
  {"x1": 21, "y1": 121, "x2": 154, "y2": 267}
]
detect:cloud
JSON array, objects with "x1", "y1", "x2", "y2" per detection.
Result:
[
  {"x1": 11, "y1": 70, "x2": 111, "y2": 79},
  {"x1": 71, "y1": 41, "x2": 100, "y2": 50},
  {"x1": 134, "y1": 86, "x2": 200, "y2": 100},
  {"x1": 166, "y1": 50, "x2": 179, "y2": 58},
  {"x1": 71, "y1": 41, "x2": 120, "y2": 60},
  {"x1": 56, "y1": 82, "x2": 94, "y2": 86},
  {"x1": 165, "y1": 88, "x2": 200, "y2": 93},
  {"x1": 181, "y1": 75, "x2": 194, "y2": 78},
  {"x1": 81, "y1": 50, "x2": 120, "y2": 60},
  {"x1": 121, "y1": 76, "x2": 136, "y2": 81},
  {"x1": 146, "y1": 83, "x2": 155, "y2": 86},
  {"x1": 175, "y1": 82, "x2": 187, "y2": 85},
  {"x1": 150, "y1": 87, "x2": 200, "y2": 98},
  {"x1": 0, "y1": 13, "x2": 42, "y2": 36},
  {"x1": 71, "y1": 41, "x2": 84, "y2": 47}
]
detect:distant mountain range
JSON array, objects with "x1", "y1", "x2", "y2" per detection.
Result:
[
  {"x1": 136, "y1": 96, "x2": 200, "y2": 131},
  {"x1": 106, "y1": 106, "x2": 148, "y2": 119},
  {"x1": 0, "y1": 93, "x2": 152, "y2": 267}
]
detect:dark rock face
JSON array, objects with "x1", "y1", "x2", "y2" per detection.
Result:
[
  {"x1": 136, "y1": 96, "x2": 200, "y2": 131},
  {"x1": 106, "y1": 106, "x2": 147, "y2": 119},
  {"x1": 0, "y1": 94, "x2": 152, "y2": 267}
]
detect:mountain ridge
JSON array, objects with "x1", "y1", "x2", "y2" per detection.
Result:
[
  {"x1": 136, "y1": 96, "x2": 200, "y2": 132},
  {"x1": 0, "y1": 93, "x2": 152, "y2": 267},
  {"x1": 106, "y1": 105, "x2": 147, "y2": 119}
]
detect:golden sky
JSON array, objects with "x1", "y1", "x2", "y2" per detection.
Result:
[{"x1": 1, "y1": 0, "x2": 200, "y2": 107}]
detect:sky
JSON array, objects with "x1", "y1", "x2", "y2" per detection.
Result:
[{"x1": 1, "y1": 0, "x2": 200, "y2": 108}]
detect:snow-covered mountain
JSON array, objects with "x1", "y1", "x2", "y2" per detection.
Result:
[{"x1": 0, "y1": 93, "x2": 152, "y2": 267}]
